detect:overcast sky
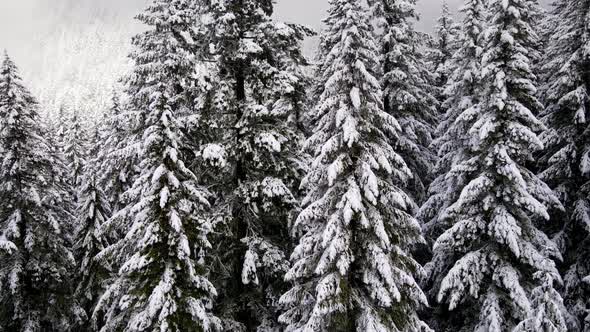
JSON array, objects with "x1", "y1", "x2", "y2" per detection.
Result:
[
  {"x1": 0, "y1": 0, "x2": 549, "y2": 112},
  {"x1": 0, "y1": 0, "x2": 458, "y2": 68}
]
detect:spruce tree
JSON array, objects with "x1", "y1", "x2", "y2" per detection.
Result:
[
  {"x1": 279, "y1": 1, "x2": 429, "y2": 330},
  {"x1": 428, "y1": 0, "x2": 567, "y2": 330},
  {"x1": 93, "y1": 1, "x2": 221, "y2": 330},
  {"x1": 54, "y1": 104, "x2": 68, "y2": 152},
  {"x1": 43, "y1": 111, "x2": 78, "y2": 246},
  {"x1": 538, "y1": 0, "x2": 590, "y2": 328},
  {"x1": 428, "y1": 1, "x2": 461, "y2": 103},
  {"x1": 370, "y1": 0, "x2": 439, "y2": 204},
  {"x1": 514, "y1": 273, "x2": 569, "y2": 332},
  {"x1": 0, "y1": 53, "x2": 83, "y2": 331},
  {"x1": 64, "y1": 111, "x2": 88, "y2": 193},
  {"x1": 418, "y1": 1, "x2": 487, "y2": 327},
  {"x1": 74, "y1": 127, "x2": 113, "y2": 330},
  {"x1": 197, "y1": 1, "x2": 311, "y2": 330},
  {"x1": 96, "y1": 90, "x2": 136, "y2": 214},
  {"x1": 419, "y1": 0, "x2": 486, "y2": 246}
]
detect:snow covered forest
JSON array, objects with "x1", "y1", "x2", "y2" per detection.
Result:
[{"x1": 1, "y1": 0, "x2": 590, "y2": 331}]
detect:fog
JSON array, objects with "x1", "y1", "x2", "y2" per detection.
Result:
[
  {"x1": 0, "y1": 0, "x2": 548, "y2": 117},
  {"x1": 0, "y1": 0, "x2": 458, "y2": 69}
]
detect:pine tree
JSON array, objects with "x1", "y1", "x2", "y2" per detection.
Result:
[
  {"x1": 0, "y1": 53, "x2": 83, "y2": 331},
  {"x1": 419, "y1": 0, "x2": 486, "y2": 247},
  {"x1": 93, "y1": 1, "x2": 221, "y2": 330},
  {"x1": 418, "y1": 1, "x2": 487, "y2": 327},
  {"x1": 96, "y1": 90, "x2": 136, "y2": 214},
  {"x1": 64, "y1": 111, "x2": 89, "y2": 192},
  {"x1": 279, "y1": 1, "x2": 429, "y2": 331},
  {"x1": 428, "y1": 1, "x2": 461, "y2": 103},
  {"x1": 538, "y1": 0, "x2": 590, "y2": 328},
  {"x1": 74, "y1": 127, "x2": 113, "y2": 330},
  {"x1": 197, "y1": 1, "x2": 311, "y2": 330},
  {"x1": 428, "y1": 0, "x2": 567, "y2": 330},
  {"x1": 43, "y1": 111, "x2": 78, "y2": 246},
  {"x1": 54, "y1": 104, "x2": 68, "y2": 151},
  {"x1": 370, "y1": 0, "x2": 440, "y2": 204},
  {"x1": 514, "y1": 273, "x2": 569, "y2": 332}
]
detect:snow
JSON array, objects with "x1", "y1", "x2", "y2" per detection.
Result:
[
  {"x1": 200, "y1": 143, "x2": 227, "y2": 168},
  {"x1": 350, "y1": 87, "x2": 361, "y2": 109},
  {"x1": 500, "y1": 31, "x2": 514, "y2": 45},
  {"x1": 1, "y1": 0, "x2": 585, "y2": 331},
  {"x1": 255, "y1": 132, "x2": 282, "y2": 153},
  {"x1": 260, "y1": 177, "x2": 290, "y2": 199},
  {"x1": 581, "y1": 151, "x2": 590, "y2": 175},
  {"x1": 327, "y1": 155, "x2": 345, "y2": 187},
  {"x1": 159, "y1": 186, "x2": 170, "y2": 208},
  {"x1": 0, "y1": 236, "x2": 17, "y2": 254},
  {"x1": 127, "y1": 267, "x2": 175, "y2": 331},
  {"x1": 241, "y1": 250, "x2": 259, "y2": 285}
]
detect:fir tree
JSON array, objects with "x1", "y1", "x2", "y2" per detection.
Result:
[
  {"x1": 538, "y1": 0, "x2": 590, "y2": 328},
  {"x1": 428, "y1": 1, "x2": 461, "y2": 103},
  {"x1": 64, "y1": 111, "x2": 89, "y2": 192},
  {"x1": 96, "y1": 90, "x2": 136, "y2": 214},
  {"x1": 197, "y1": 1, "x2": 311, "y2": 330},
  {"x1": 370, "y1": 0, "x2": 440, "y2": 204},
  {"x1": 418, "y1": 1, "x2": 487, "y2": 327},
  {"x1": 93, "y1": 1, "x2": 221, "y2": 331},
  {"x1": 54, "y1": 104, "x2": 68, "y2": 151},
  {"x1": 514, "y1": 273, "x2": 569, "y2": 332},
  {"x1": 43, "y1": 112, "x2": 78, "y2": 246},
  {"x1": 419, "y1": 0, "x2": 486, "y2": 247},
  {"x1": 74, "y1": 127, "x2": 113, "y2": 330},
  {"x1": 0, "y1": 53, "x2": 83, "y2": 331},
  {"x1": 428, "y1": 0, "x2": 567, "y2": 330},
  {"x1": 279, "y1": 1, "x2": 429, "y2": 331}
]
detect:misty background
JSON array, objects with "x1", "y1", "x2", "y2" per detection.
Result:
[{"x1": 0, "y1": 0, "x2": 542, "y2": 118}]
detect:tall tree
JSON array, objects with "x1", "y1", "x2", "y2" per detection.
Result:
[
  {"x1": 279, "y1": 1, "x2": 429, "y2": 330},
  {"x1": 370, "y1": 0, "x2": 439, "y2": 204},
  {"x1": 428, "y1": 1, "x2": 461, "y2": 103},
  {"x1": 419, "y1": 0, "x2": 486, "y2": 247},
  {"x1": 0, "y1": 53, "x2": 83, "y2": 331},
  {"x1": 96, "y1": 90, "x2": 136, "y2": 215},
  {"x1": 93, "y1": 1, "x2": 221, "y2": 330},
  {"x1": 418, "y1": 1, "x2": 487, "y2": 327},
  {"x1": 538, "y1": 0, "x2": 590, "y2": 329},
  {"x1": 197, "y1": 1, "x2": 311, "y2": 330},
  {"x1": 514, "y1": 273, "x2": 569, "y2": 332},
  {"x1": 53, "y1": 104, "x2": 68, "y2": 152},
  {"x1": 427, "y1": 0, "x2": 568, "y2": 330},
  {"x1": 74, "y1": 127, "x2": 113, "y2": 330},
  {"x1": 64, "y1": 111, "x2": 89, "y2": 193}
]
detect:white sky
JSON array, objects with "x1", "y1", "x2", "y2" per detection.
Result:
[
  {"x1": 0, "y1": 0, "x2": 550, "y2": 113},
  {"x1": 0, "y1": 0, "x2": 458, "y2": 68}
]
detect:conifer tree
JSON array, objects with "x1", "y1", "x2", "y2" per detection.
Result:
[
  {"x1": 538, "y1": 0, "x2": 590, "y2": 328},
  {"x1": 93, "y1": 1, "x2": 221, "y2": 330},
  {"x1": 0, "y1": 53, "x2": 83, "y2": 331},
  {"x1": 279, "y1": 1, "x2": 429, "y2": 330},
  {"x1": 74, "y1": 127, "x2": 113, "y2": 330},
  {"x1": 370, "y1": 0, "x2": 439, "y2": 204},
  {"x1": 514, "y1": 273, "x2": 569, "y2": 332},
  {"x1": 96, "y1": 90, "x2": 136, "y2": 214},
  {"x1": 428, "y1": 1, "x2": 461, "y2": 103},
  {"x1": 64, "y1": 111, "x2": 88, "y2": 192},
  {"x1": 54, "y1": 104, "x2": 68, "y2": 151},
  {"x1": 43, "y1": 112, "x2": 78, "y2": 245},
  {"x1": 428, "y1": 0, "x2": 567, "y2": 330},
  {"x1": 419, "y1": 0, "x2": 486, "y2": 246},
  {"x1": 419, "y1": 3, "x2": 487, "y2": 326},
  {"x1": 197, "y1": 1, "x2": 311, "y2": 330}
]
